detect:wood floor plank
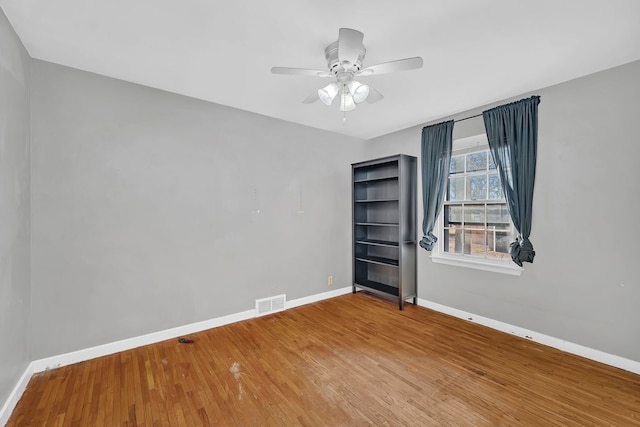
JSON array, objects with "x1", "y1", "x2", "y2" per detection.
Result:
[{"x1": 7, "y1": 292, "x2": 640, "y2": 426}]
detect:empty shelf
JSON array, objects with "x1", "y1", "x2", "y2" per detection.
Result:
[{"x1": 354, "y1": 280, "x2": 399, "y2": 296}]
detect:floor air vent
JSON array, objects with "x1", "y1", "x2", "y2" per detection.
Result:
[{"x1": 255, "y1": 294, "x2": 286, "y2": 317}]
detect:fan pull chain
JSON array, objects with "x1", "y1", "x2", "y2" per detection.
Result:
[{"x1": 342, "y1": 84, "x2": 347, "y2": 125}]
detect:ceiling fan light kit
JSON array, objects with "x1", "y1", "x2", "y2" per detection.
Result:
[
  {"x1": 347, "y1": 80, "x2": 369, "y2": 104},
  {"x1": 318, "y1": 81, "x2": 368, "y2": 108},
  {"x1": 271, "y1": 28, "x2": 423, "y2": 118},
  {"x1": 340, "y1": 91, "x2": 356, "y2": 112},
  {"x1": 318, "y1": 82, "x2": 340, "y2": 105}
]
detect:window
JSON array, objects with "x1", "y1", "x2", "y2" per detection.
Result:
[{"x1": 431, "y1": 134, "x2": 522, "y2": 275}]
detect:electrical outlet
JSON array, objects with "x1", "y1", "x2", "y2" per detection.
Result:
[{"x1": 328, "y1": 276, "x2": 334, "y2": 286}]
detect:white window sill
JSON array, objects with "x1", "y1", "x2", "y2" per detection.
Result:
[{"x1": 430, "y1": 254, "x2": 523, "y2": 276}]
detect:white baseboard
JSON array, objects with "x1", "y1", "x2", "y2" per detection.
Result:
[
  {"x1": 31, "y1": 308, "x2": 256, "y2": 373},
  {"x1": 417, "y1": 298, "x2": 640, "y2": 375},
  {"x1": 0, "y1": 362, "x2": 34, "y2": 426},
  {"x1": 286, "y1": 286, "x2": 352, "y2": 310},
  {"x1": 32, "y1": 286, "x2": 352, "y2": 373},
  {"x1": 14, "y1": 287, "x2": 634, "y2": 423}
]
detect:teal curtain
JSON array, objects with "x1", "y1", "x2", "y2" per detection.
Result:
[
  {"x1": 482, "y1": 96, "x2": 540, "y2": 266},
  {"x1": 419, "y1": 121, "x2": 454, "y2": 251}
]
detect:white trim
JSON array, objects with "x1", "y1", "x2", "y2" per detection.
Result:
[
  {"x1": 452, "y1": 133, "x2": 489, "y2": 153},
  {"x1": 4, "y1": 287, "x2": 636, "y2": 422},
  {"x1": 0, "y1": 362, "x2": 35, "y2": 426},
  {"x1": 286, "y1": 286, "x2": 352, "y2": 309},
  {"x1": 31, "y1": 286, "x2": 352, "y2": 373},
  {"x1": 32, "y1": 309, "x2": 256, "y2": 372},
  {"x1": 417, "y1": 298, "x2": 640, "y2": 375},
  {"x1": 433, "y1": 133, "x2": 520, "y2": 274},
  {"x1": 431, "y1": 254, "x2": 523, "y2": 276}
]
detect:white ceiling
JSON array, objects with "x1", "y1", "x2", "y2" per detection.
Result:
[{"x1": 2, "y1": 0, "x2": 639, "y2": 140}]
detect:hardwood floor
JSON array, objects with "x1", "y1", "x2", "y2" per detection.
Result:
[{"x1": 8, "y1": 292, "x2": 640, "y2": 426}]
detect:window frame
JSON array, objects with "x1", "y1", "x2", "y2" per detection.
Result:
[{"x1": 430, "y1": 134, "x2": 523, "y2": 276}]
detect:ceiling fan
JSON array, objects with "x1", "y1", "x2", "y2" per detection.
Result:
[{"x1": 271, "y1": 28, "x2": 423, "y2": 113}]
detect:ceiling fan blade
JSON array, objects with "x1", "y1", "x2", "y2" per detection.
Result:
[
  {"x1": 338, "y1": 28, "x2": 364, "y2": 70},
  {"x1": 358, "y1": 57, "x2": 423, "y2": 76},
  {"x1": 366, "y1": 87, "x2": 384, "y2": 104},
  {"x1": 271, "y1": 67, "x2": 333, "y2": 77},
  {"x1": 302, "y1": 92, "x2": 320, "y2": 104}
]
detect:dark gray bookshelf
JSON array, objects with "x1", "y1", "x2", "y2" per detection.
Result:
[{"x1": 352, "y1": 154, "x2": 417, "y2": 310}]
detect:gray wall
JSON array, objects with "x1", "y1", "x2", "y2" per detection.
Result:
[
  {"x1": 30, "y1": 60, "x2": 365, "y2": 359},
  {"x1": 0, "y1": 7, "x2": 31, "y2": 408},
  {"x1": 365, "y1": 60, "x2": 640, "y2": 362}
]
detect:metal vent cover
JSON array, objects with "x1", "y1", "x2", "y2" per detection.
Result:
[{"x1": 255, "y1": 294, "x2": 286, "y2": 317}]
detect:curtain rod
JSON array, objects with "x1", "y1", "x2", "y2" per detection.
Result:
[
  {"x1": 454, "y1": 96, "x2": 540, "y2": 123},
  {"x1": 425, "y1": 96, "x2": 541, "y2": 128},
  {"x1": 454, "y1": 113, "x2": 483, "y2": 123},
  {"x1": 424, "y1": 113, "x2": 483, "y2": 130}
]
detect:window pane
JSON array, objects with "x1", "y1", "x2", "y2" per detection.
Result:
[
  {"x1": 448, "y1": 176, "x2": 464, "y2": 201},
  {"x1": 443, "y1": 226, "x2": 462, "y2": 254},
  {"x1": 486, "y1": 204, "x2": 510, "y2": 226},
  {"x1": 466, "y1": 175, "x2": 487, "y2": 200},
  {"x1": 464, "y1": 229, "x2": 486, "y2": 256},
  {"x1": 464, "y1": 205, "x2": 485, "y2": 228},
  {"x1": 486, "y1": 230, "x2": 512, "y2": 260},
  {"x1": 466, "y1": 152, "x2": 487, "y2": 172},
  {"x1": 439, "y1": 145, "x2": 516, "y2": 262},
  {"x1": 444, "y1": 205, "x2": 462, "y2": 226},
  {"x1": 450, "y1": 155, "x2": 464, "y2": 174},
  {"x1": 488, "y1": 173, "x2": 505, "y2": 200}
]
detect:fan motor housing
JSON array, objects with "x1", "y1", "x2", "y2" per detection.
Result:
[{"x1": 324, "y1": 40, "x2": 366, "y2": 75}]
